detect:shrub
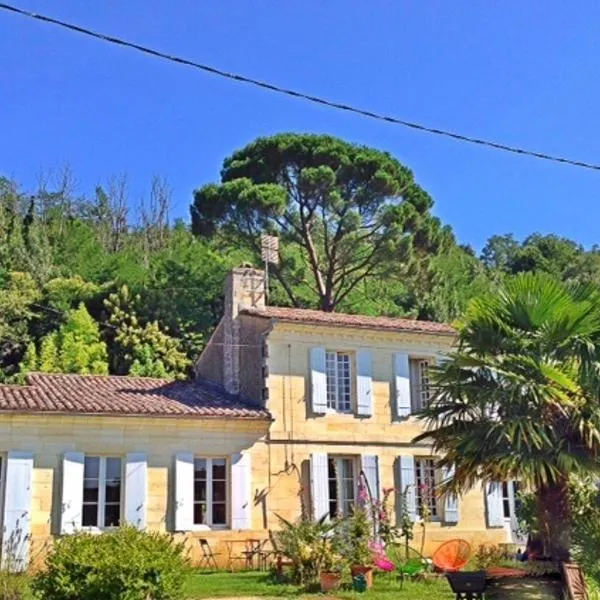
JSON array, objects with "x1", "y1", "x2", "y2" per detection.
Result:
[
  {"x1": 473, "y1": 544, "x2": 505, "y2": 570},
  {"x1": 0, "y1": 571, "x2": 29, "y2": 600},
  {"x1": 31, "y1": 526, "x2": 190, "y2": 600},
  {"x1": 275, "y1": 514, "x2": 333, "y2": 585},
  {"x1": 335, "y1": 505, "x2": 373, "y2": 567}
]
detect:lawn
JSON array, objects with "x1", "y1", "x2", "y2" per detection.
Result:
[{"x1": 183, "y1": 570, "x2": 454, "y2": 599}]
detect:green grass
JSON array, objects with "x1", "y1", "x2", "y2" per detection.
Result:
[{"x1": 183, "y1": 570, "x2": 454, "y2": 599}]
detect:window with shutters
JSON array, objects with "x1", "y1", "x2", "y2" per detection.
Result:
[
  {"x1": 414, "y1": 457, "x2": 439, "y2": 518},
  {"x1": 328, "y1": 456, "x2": 357, "y2": 517},
  {"x1": 410, "y1": 358, "x2": 432, "y2": 411},
  {"x1": 193, "y1": 457, "x2": 228, "y2": 527},
  {"x1": 502, "y1": 481, "x2": 521, "y2": 520},
  {"x1": 82, "y1": 456, "x2": 122, "y2": 529},
  {"x1": 325, "y1": 351, "x2": 353, "y2": 412}
]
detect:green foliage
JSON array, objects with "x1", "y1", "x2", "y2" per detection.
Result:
[
  {"x1": 274, "y1": 514, "x2": 334, "y2": 584},
  {"x1": 104, "y1": 287, "x2": 189, "y2": 379},
  {"x1": 31, "y1": 526, "x2": 189, "y2": 600},
  {"x1": 191, "y1": 133, "x2": 452, "y2": 311},
  {"x1": 0, "y1": 571, "x2": 29, "y2": 600},
  {"x1": 335, "y1": 506, "x2": 373, "y2": 567},
  {"x1": 416, "y1": 272, "x2": 600, "y2": 560},
  {"x1": 25, "y1": 304, "x2": 108, "y2": 375},
  {"x1": 473, "y1": 545, "x2": 505, "y2": 570}
]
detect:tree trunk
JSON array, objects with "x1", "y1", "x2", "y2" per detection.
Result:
[{"x1": 537, "y1": 477, "x2": 571, "y2": 562}]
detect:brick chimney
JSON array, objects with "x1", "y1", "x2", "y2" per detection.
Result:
[{"x1": 223, "y1": 267, "x2": 266, "y2": 394}]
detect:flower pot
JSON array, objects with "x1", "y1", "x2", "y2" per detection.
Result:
[
  {"x1": 320, "y1": 571, "x2": 342, "y2": 592},
  {"x1": 351, "y1": 565, "x2": 374, "y2": 588}
]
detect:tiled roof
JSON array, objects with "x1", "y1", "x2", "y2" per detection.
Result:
[
  {"x1": 0, "y1": 373, "x2": 270, "y2": 420},
  {"x1": 240, "y1": 306, "x2": 455, "y2": 335}
]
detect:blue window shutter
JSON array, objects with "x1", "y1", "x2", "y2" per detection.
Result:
[
  {"x1": 310, "y1": 453, "x2": 329, "y2": 521},
  {"x1": 174, "y1": 452, "x2": 194, "y2": 531},
  {"x1": 360, "y1": 455, "x2": 380, "y2": 502},
  {"x1": 231, "y1": 452, "x2": 252, "y2": 530},
  {"x1": 4, "y1": 451, "x2": 34, "y2": 570},
  {"x1": 310, "y1": 347, "x2": 327, "y2": 414},
  {"x1": 396, "y1": 455, "x2": 417, "y2": 521},
  {"x1": 356, "y1": 350, "x2": 373, "y2": 417},
  {"x1": 394, "y1": 354, "x2": 411, "y2": 418},
  {"x1": 486, "y1": 481, "x2": 504, "y2": 527},
  {"x1": 125, "y1": 453, "x2": 147, "y2": 529},
  {"x1": 61, "y1": 452, "x2": 84, "y2": 534},
  {"x1": 442, "y1": 464, "x2": 459, "y2": 524}
]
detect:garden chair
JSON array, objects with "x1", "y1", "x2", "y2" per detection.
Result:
[
  {"x1": 198, "y1": 538, "x2": 220, "y2": 571},
  {"x1": 386, "y1": 544, "x2": 429, "y2": 587},
  {"x1": 432, "y1": 539, "x2": 471, "y2": 573},
  {"x1": 267, "y1": 531, "x2": 294, "y2": 580}
]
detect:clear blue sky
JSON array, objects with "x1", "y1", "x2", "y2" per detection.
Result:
[{"x1": 2, "y1": 1, "x2": 599, "y2": 251}]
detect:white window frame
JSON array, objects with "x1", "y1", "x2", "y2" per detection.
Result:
[
  {"x1": 325, "y1": 351, "x2": 353, "y2": 413},
  {"x1": 82, "y1": 456, "x2": 122, "y2": 531},
  {"x1": 193, "y1": 457, "x2": 228, "y2": 530},
  {"x1": 0, "y1": 455, "x2": 5, "y2": 532},
  {"x1": 502, "y1": 481, "x2": 520, "y2": 520},
  {"x1": 328, "y1": 456, "x2": 358, "y2": 518},
  {"x1": 414, "y1": 457, "x2": 440, "y2": 520},
  {"x1": 411, "y1": 358, "x2": 432, "y2": 411}
]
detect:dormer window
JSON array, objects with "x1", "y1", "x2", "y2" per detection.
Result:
[{"x1": 326, "y1": 351, "x2": 352, "y2": 412}]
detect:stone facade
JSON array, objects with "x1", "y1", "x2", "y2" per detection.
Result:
[{"x1": 0, "y1": 267, "x2": 509, "y2": 569}]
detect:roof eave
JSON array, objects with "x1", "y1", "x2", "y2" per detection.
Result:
[{"x1": 257, "y1": 314, "x2": 456, "y2": 337}]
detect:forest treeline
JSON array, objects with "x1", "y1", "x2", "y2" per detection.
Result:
[{"x1": 2, "y1": 134, "x2": 599, "y2": 382}]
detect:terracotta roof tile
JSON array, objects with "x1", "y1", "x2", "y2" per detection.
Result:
[
  {"x1": 0, "y1": 374, "x2": 270, "y2": 420},
  {"x1": 240, "y1": 306, "x2": 455, "y2": 335}
]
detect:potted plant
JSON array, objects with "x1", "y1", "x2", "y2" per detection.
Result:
[
  {"x1": 318, "y1": 540, "x2": 345, "y2": 592},
  {"x1": 337, "y1": 506, "x2": 375, "y2": 588}
]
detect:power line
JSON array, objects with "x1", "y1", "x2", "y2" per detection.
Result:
[{"x1": 2, "y1": 2, "x2": 599, "y2": 172}]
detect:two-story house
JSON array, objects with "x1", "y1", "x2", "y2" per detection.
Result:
[{"x1": 0, "y1": 267, "x2": 511, "y2": 568}]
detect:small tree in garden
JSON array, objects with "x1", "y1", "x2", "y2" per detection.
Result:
[{"x1": 415, "y1": 273, "x2": 600, "y2": 561}]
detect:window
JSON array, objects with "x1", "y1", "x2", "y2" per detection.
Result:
[
  {"x1": 502, "y1": 481, "x2": 521, "y2": 519},
  {"x1": 82, "y1": 456, "x2": 122, "y2": 528},
  {"x1": 194, "y1": 458, "x2": 227, "y2": 527},
  {"x1": 415, "y1": 457, "x2": 438, "y2": 518},
  {"x1": 411, "y1": 359, "x2": 432, "y2": 410},
  {"x1": 328, "y1": 457, "x2": 357, "y2": 517},
  {"x1": 326, "y1": 351, "x2": 352, "y2": 412}
]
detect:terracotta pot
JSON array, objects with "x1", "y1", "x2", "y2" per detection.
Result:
[
  {"x1": 320, "y1": 571, "x2": 342, "y2": 592},
  {"x1": 351, "y1": 565, "x2": 374, "y2": 588}
]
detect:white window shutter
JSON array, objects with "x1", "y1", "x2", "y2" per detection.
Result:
[
  {"x1": 394, "y1": 353, "x2": 411, "y2": 418},
  {"x1": 486, "y1": 481, "x2": 504, "y2": 527},
  {"x1": 442, "y1": 464, "x2": 459, "y2": 524},
  {"x1": 231, "y1": 452, "x2": 252, "y2": 530},
  {"x1": 3, "y1": 451, "x2": 33, "y2": 570},
  {"x1": 310, "y1": 347, "x2": 327, "y2": 414},
  {"x1": 61, "y1": 452, "x2": 84, "y2": 534},
  {"x1": 396, "y1": 455, "x2": 417, "y2": 521},
  {"x1": 360, "y1": 455, "x2": 380, "y2": 502},
  {"x1": 125, "y1": 453, "x2": 147, "y2": 529},
  {"x1": 310, "y1": 453, "x2": 329, "y2": 521},
  {"x1": 174, "y1": 452, "x2": 194, "y2": 531},
  {"x1": 356, "y1": 350, "x2": 373, "y2": 417}
]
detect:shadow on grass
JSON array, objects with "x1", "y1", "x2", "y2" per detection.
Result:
[{"x1": 487, "y1": 577, "x2": 562, "y2": 600}]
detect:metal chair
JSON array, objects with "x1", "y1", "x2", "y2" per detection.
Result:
[
  {"x1": 432, "y1": 539, "x2": 472, "y2": 573},
  {"x1": 386, "y1": 544, "x2": 430, "y2": 587},
  {"x1": 198, "y1": 538, "x2": 220, "y2": 571}
]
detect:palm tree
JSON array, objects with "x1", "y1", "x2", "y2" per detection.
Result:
[{"x1": 415, "y1": 273, "x2": 600, "y2": 561}]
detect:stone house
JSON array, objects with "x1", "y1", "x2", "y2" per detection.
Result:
[{"x1": 0, "y1": 267, "x2": 513, "y2": 568}]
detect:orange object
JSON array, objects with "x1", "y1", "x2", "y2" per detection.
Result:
[{"x1": 432, "y1": 539, "x2": 471, "y2": 572}]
